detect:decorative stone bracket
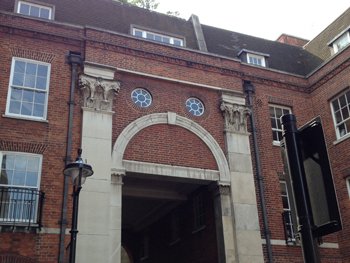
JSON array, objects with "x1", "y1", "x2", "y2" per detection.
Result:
[
  {"x1": 220, "y1": 101, "x2": 251, "y2": 133},
  {"x1": 79, "y1": 74, "x2": 120, "y2": 111}
]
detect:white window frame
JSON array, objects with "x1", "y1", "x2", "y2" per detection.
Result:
[
  {"x1": 0, "y1": 151, "x2": 42, "y2": 223},
  {"x1": 247, "y1": 53, "x2": 266, "y2": 67},
  {"x1": 16, "y1": 1, "x2": 52, "y2": 19},
  {"x1": 330, "y1": 90, "x2": 350, "y2": 140},
  {"x1": 333, "y1": 32, "x2": 350, "y2": 54},
  {"x1": 280, "y1": 181, "x2": 295, "y2": 242},
  {"x1": 133, "y1": 28, "x2": 184, "y2": 46},
  {"x1": 6, "y1": 57, "x2": 51, "y2": 121},
  {"x1": 269, "y1": 104, "x2": 292, "y2": 145}
]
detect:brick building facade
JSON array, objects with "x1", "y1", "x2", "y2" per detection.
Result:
[{"x1": 0, "y1": 1, "x2": 350, "y2": 262}]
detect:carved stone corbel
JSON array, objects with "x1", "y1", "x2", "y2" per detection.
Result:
[
  {"x1": 220, "y1": 101, "x2": 251, "y2": 133},
  {"x1": 79, "y1": 74, "x2": 120, "y2": 111}
]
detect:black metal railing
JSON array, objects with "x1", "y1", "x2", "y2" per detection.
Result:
[
  {"x1": 0, "y1": 187, "x2": 45, "y2": 229},
  {"x1": 282, "y1": 211, "x2": 295, "y2": 243}
]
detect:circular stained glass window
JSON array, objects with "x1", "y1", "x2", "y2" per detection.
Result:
[
  {"x1": 186, "y1": 98, "x2": 204, "y2": 116},
  {"x1": 131, "y1": 89, "x2": 152, "y2": 107}
]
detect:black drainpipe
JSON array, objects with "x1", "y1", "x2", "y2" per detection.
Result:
[
  {"x1": 58, "y1": 52, "x2": 83, "y2": 263},
  {"x1": 243, "y1": 81, "x2": 273, "y2": 263}
]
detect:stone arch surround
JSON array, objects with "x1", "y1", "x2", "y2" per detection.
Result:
[{"x1": 111, "y1": 112, "x2": 230, "y2": 181}]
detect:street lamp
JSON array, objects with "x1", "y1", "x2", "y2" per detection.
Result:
[{"x1": 63, "y1": 148, "x2": 94, "y2": 263}]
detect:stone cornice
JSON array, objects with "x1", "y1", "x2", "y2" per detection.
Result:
[{"x1": 0, "y1": 23, "x2": 83, "y2": 47}]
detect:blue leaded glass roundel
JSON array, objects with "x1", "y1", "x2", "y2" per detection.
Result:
[
  {"x1": 186, "y1": 98, "x2": 204, "y2": 116},
  {"x1": 131, "y1": 89, "x2": 152, "y2": 107}
]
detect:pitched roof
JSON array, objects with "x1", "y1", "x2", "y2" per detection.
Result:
[{"x1": 201, "y1": 25, "x2": 322, "y2": 76}]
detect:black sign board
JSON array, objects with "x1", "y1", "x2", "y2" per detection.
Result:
[{"x1": 298, "y1": 116, "x2": 342, "y2": 237}]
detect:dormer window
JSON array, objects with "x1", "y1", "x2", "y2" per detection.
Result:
[
  {"x1": 237, "y1": 49, "x2": 269, "y2": 67},
  {"x1": 333, "y1": 33, "x2": 349, "y2": 53},
  {"x1": 131, "y1": 25, "x2": 184, "y2": 46},
  {"x1": 327, "y1": 27, "x2": 350, "y2": 54},
  {"x1": 15, "y1": 0, "x2": 54, "y2": 20},
  {"x1": 247, "y1": 53, "x2": 265, "y2": 67}
]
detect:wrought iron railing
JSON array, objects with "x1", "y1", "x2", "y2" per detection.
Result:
[
  {"x1": 0, "y1": 187, "x2": 45, "y2": 229},
  {"x1": 282, "y1": 210, "x2": 295, "y2": 243}
]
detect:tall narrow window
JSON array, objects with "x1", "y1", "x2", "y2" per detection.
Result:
[
  {"x1": 331, "y1": 90, "x2": 350, "y2": 139},
  {"x1": 269, "y1": 105, "x2": 291, "y2": 144},
  {"x1": 6, "y1": 58, "x2": 50, "y2": 120},
  {"x1": 280, "y1": 182, "x2": 295, "y2": 242},
  {"x1": 193, "y1": 194, "x2": 204, "y2": 230},
  {"x1": 0, "y1": 152, "x2": 42, "y2": 223}
]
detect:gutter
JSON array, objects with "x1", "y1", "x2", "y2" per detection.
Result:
[
  {"x1": 243, "y1": 81, "x2": 273, "y2": 263},
  {"x1": 58, "y1": 52, "x2": 83, "y2": 263}
]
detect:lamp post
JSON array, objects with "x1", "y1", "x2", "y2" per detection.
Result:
[{"x1": 63, "y1": 148, "x2": 94, "y2": 263}]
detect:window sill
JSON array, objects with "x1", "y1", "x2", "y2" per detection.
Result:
[
  {"x1": 333, "y1": 133, "x2": 350, "y2": 145},
  {"x1": 2, "y1": 114, "x2": 48, "y2": 123},
  {"x1": 192, "y1": 225, "x2": 205, "y2": 234},
  {"x1": 273, "y1": 141, "x2": 281, "y2": 147}
]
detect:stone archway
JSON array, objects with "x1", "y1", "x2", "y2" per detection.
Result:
[{"x1": 111, "y1": 112, "x2": 230, "y2": 181}]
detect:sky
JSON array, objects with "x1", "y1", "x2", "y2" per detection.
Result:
[{"x1": 157, "y1": 0, "x2": 350, "y2": 41}]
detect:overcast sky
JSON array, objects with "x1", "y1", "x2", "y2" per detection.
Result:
[{"x1": 157, "y1": 0, "x2": 350, "y2": 41}]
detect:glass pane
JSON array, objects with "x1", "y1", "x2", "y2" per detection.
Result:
[
  {"x1": 14, "y1": 156, "x2": 27, "y2": 170},
  {"x1": 13, "y1": 171, "x2": 25, "y2": 186},
  {"x1": 282, "y1": 196, "x2": 289, "y2": 209},
  {"x1": 36, "y1": 77, "x2": 47, "y2": 90},
  {"x1": 13, "y1": 73, "x2": 24, "y2": 86},
  {"x1": 271, "y1": 118, "x2": 276, "y2": 129},
  {"x1": 14, "y1": 61, "x2": 25, "y2": 73},
  {"x1": 25, "y1": 172, "x2": 38, "y2": 187},
  {"x1": 134, "y1": 30, "x2": 142, "y2": 37},
  {"x1": 11, "y1": 88, "x2": 22, "y2": 101},
  {"x1": 280, "y1": 183, "x2": 287, "y2": 195},
  {"x1": 339, "y1": 123, "x2": 346, "y2": 137},
  {"x1": 24, "y1": 75, "x2": 35, "y2": 88},
  {"x1": 30, "y1": 6, "x2": 40, "y2": 17},
  {"x1": 277, "y1": 119, "x2": 282, "y2": 130},
  {"x1": 346, "y1": 91, "x2": 350, "y2": 104},
  {"x1": 9, "y1": 101, "x2": 21, "y2": 114},
  {"x1": 37, "y1": 65, "x2": 48, "y2": 77},
  {"x1": 27, "y1": 157, "x2": 39, "y2": 172},
  {"x1": 154, "y1": 35, "x2": 162, "y2": 42},
  {"x1": 283, "y1": 109, "x2": 290, "y2": 115},
  {"x1": 342, "y1": 107, "x2": 349, "y2": 120},
  {"x1": 33, "y1": 104, "x2": 44, "y2": 117},
  {"x1": 272, "y1": 131, "x2": 277, "y2": 141},
  {"x1": 332, "y1": 100, "x2": 340, "y2": 111},
  {"x1": 335, "y1": 111, "x2": 342, "y2": 123},
  {"x1": 345, "y1": 120, "x2": 350, "y2": 135},
  {"x1": 339, "y1": 95, "x2": 346, "y2": 107},
  {"x1": 0, "y1": 170, "x2": 13, "y2": 185},
  {"x1": 34, "y1": 92, "x2": 45, "y2": 104},
  {"x1": 174, "y1": 40, "x2": 181, "y2": 46},
  {"x1": 40, "y1": 8, "x2": 50, "y2": 19},
  {"x1": 26, "y1": 63, "x2": 37, "y2": 75},
  {"x1": 146, "y1": 33, "x2": 154, "y2": 40},
  {"x1": 2, "y1": 155, "x2": 15, "y2": 169},
  {"x1": 21, "y1": 102, "x2": 33, "y2": 116},
  {"x1": 23, "y1": 90, "x2": 34, "y2": 102},
  {"x1": 269, "y1": 107, "x2": 275, "y2": 117},
  {"x1": 278, "y1": 131, "x2": 282, "y2": 141},
  {"x1": 163, "y1": 37, "x2": 170, "y2": 43},
  {"x1": 275, "y1": 108, "x2": 282, "y2": 118},
  {"x1": 19, "y1": 3, "x2": 30, "y2": 15}
]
